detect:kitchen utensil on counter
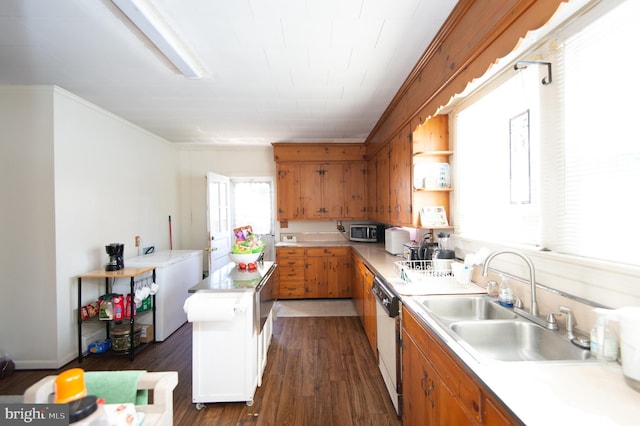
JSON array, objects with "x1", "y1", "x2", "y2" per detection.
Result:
[
  {"x1": 593, "y1": 307, "x2": 640, "y2": 392},
  {"x1": 432, "y1": 232, "x2": 455, "y2": 271},
  {"x1": 403, "y1": 241, "x2": 420, "y2": 260},
  {"x1": 617, "y1": 307, "x2": 640, "y2": 392},
  {"x1": 417, "y1": 234, "x2": 438, "y2": 260},
  {"x1": 105, "y1": 243, "x2": 124, "y2": 271},
  {"x1": 385, "y1": 228, "x2": 410, "y2": 255}
]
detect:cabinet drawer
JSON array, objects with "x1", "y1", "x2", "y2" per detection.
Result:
[
  {"x1": 279, "y1": 283, "x2": 305, "y2": 298},
  {"x1": 279, "y1": 258, "x2": 306, "y2": 267},
  {"x1": 276, "y1": 247, "x2": 306, "y2": 257},
  {"x1": 401, "y1": 307, "x2": 432, "y2": 356},
  {"x1": 306, "y1": 247, "x2": 349, "y2": 257},
  {"x1": 279, "y1": 266, "x2": 305, "y2": 281}
]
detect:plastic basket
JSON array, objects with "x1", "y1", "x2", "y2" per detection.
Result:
[{"x1": 394, "y1": 260, "x2": 454, "y2": 285}]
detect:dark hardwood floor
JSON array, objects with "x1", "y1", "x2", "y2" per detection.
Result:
[{"x1": 0, "y1": 315, "x2": 401, "y2": 425}]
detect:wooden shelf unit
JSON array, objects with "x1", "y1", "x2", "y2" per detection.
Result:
[{"x1": 76, "y1": 266, "x2": 156, "y2": 362}]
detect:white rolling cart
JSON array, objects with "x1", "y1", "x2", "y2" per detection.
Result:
[{"x1": 185, "y1": 291, "x2": 258, "y2": 409}]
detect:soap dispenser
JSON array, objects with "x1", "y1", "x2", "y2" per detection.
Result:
[
  {"x1": 590, "y1": 308, "x2": 618, "y2": 361},
  {"x1": 498, "y1": 274, "x2": 514, "y2": 307}
]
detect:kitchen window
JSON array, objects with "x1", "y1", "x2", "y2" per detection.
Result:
[
  {"x1": 231, "y1": 178, "x2": 274, "y2": 235},
  {"x1": 452, "y1": 0, "x2": 640, "y2": 266}
]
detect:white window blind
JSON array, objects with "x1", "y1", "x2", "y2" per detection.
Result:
[
  {"x1": 549, "y1": 0, "x2": 640, "y2": 264},
  {"x1": 454, "y1": 0, "x2": 640, "y2": 265}
]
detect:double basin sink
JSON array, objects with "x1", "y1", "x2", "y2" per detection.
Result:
[{"x1": 413, "y1": 295, "x2": 593, "y2": 363}]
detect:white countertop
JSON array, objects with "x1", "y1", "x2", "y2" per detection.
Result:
[
  {"x1": 126, "y1": 249, "x2": 202, "y2": 267},
  {"x1": 278, "y1": 240, "x2": 640, "y2": 425}
]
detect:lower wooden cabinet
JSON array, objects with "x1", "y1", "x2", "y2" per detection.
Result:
[
  {"x1": 352, "y1": 253, "x2": 376, "y2": 355},
  {"x1": 276, "y1": 246, "x2": 351, "y2": 299},
  {"x1": 402, "y1": 307, "x2": 521, "y2": 426},
  {"x1": 276, "y1": 247, "x2": 306, "y2": 298},
  {"x1": 305, "y1": 247, "x2": 351, "y2": 298}
]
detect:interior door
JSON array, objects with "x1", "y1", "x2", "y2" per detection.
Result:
[{"x1": 206, "y1": 172, "x2": 231, "y2": 274}]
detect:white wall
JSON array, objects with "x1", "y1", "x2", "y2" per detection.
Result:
[
  {"x1": 0, "y1": 86, "x2": 182, "y2": 368},
  {"x1": 0, "y1": 86, "x2": 58, "y2": 366}
]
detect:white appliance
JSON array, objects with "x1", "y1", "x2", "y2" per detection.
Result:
[
  {"x1": 185, "y1": 291, "x2": 258, "y2": 407},
  {"x1": 385, "y1": 228, "x2": 410, "y2": 255},
  {"x1": 372, "y1": 276, "x2": 401, "y2": 415},
  {"x1": 125, "y1": 250, "x2": 202, "y2": 341}
]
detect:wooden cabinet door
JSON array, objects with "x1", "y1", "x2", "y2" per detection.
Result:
[
  {"x1": 344, "y1": 162, "x2": 367, "y2": 219},
  {"x1": 322, "y1": 163, "x2": 345, "y2": 218},
  {"x1": 483, "y1": 395, "x2": 517, "y2": 426},
  {"x1": 276, "y1": 163, "x2": 300, "y2": 220},
  {"x1": 366, "y1": 157, "x2": 377, "y2": 219},
  {"x1": 390, "y1": 125, "x2": 413, "y2": 225},
  {"x1": 305, "y1": 248, "x2": 350, "y2": 299},
  {"x1": 304, "y1": 255, "x2": 325, "y2": 298},
  {"x1": 402, "y1": 333, "x2": 436, "y2": 425},
  {"x1": 327, "y1": 256, "x2": 351, "y2": 298},
  {"x1": 299, "y1": 163, "x2": 345, "y2": 219},
  {"x1": 352, "y1": 256, "x2": 365, "y2": 325},
  {"x1": 435, "y1": 374, "x2": 473, "y2": 426},
  {"x1": 299, "y1": 163, "x2": 324, "y2": 219},
  {"x1": 363, "y1": 268, "x2": 377, "y2": 355},
  {"x1": 376, "y1": 146, "x2": 390, "y2": 222}
]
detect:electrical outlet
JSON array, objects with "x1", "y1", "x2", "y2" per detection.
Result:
[{"x1": 135, "y1": 236, "x2": 141, "y2": 247}]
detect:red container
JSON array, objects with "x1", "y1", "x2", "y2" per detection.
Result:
[
  {"x1": 112, "y1": 294, "x2": 124, "y2": 321},
  {"x1": 125, "y1": 294, "x2": 136, "y2": 319}
]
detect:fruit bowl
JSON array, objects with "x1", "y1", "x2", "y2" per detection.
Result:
[{"x1": 229, "y1": 251, "x2": 262, "y2": 265}]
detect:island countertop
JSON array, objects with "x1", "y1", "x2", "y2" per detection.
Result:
[{"x1": 188, "y1": 261, "x2": 275, "y2": 293}]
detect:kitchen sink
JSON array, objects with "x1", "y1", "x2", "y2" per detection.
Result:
[
  {"x1": 418, "y1": 295, "x2": 517, "y2": 323},
  {"x1": 407, "y1": 294, "x2": 594, "y2": 363},
  {"x1": 449, "y1": 320, "x2": 593, "y2": 362}
]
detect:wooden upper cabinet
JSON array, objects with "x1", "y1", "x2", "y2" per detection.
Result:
[
  {"x1": 344, "y1": 162, "x2": 367, "y2": 220},
  {"x1": 272, "y1": 143, "x2": 368, "y2": 221},
  {"x1": 276, "y1": 163, "x2": 300, "y2": 221},
  {"x1": 375, "y1": 145, "x2": 390, "y2": 222},
  {"x1": 322, "y1": 163, "x2": 345, "y2": 218},
  {"x1": 299, "y1": 163, "x2": 344, "y2": 219},
  {"x1": 390, "y1": 124, "x2": 413, "y2": 226},
  {"x1": 299, "y1": 163, "x2": 325, "y2": 219},
  {"x1": 366, "y1": 157, "x2": 377, "y2": 218}
]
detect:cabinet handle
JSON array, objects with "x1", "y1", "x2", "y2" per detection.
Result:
[
  {"x1": 420, "y1": 371, "x2": 428, "y2": 395},
  {"x1": 427, "y1": 381, "x2": 436, "y2": 408}
]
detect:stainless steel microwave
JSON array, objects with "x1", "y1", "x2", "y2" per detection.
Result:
[{"x1": 349, "y1": 224, "x2": 385, "y2": 243}]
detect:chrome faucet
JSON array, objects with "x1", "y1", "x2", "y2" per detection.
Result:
[
  {"x1": 558, "y1": 306, "x2": 576, "y2": 340},
  {"x1": 482, "y1": 249, "x2": 539, "y2": 317}
]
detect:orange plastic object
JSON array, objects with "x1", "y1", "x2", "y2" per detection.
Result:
[{"x1": 54, "y1": 368, "x2": 87, "y2": 403}]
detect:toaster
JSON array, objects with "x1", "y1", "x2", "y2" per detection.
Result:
[{"x1": 385, "y1": 228, "x2": 410, "y2": 255}]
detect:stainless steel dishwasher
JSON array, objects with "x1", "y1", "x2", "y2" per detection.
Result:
[{"x1": 372, "y1": 275, "x2": 401, "y2": 415}]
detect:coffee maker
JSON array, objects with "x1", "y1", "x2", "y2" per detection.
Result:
[{"x1": 105, "y1": 243, "x2": 125, "y2": 271}]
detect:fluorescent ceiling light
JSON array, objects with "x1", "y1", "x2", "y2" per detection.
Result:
[{"x1": 112, "y1": 0, "x2": 203, "y2": 78}]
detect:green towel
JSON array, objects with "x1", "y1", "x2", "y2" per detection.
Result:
[{"x1": 84, "y1": 370, "x2": 147, "y2": 405}]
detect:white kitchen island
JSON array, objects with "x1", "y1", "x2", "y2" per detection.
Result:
[{"x1": 185, "y1": 261, "x2": 276, "y2": 408}]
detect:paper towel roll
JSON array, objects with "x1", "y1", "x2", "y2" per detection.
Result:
[{"x1": 183, "y1": 294, "x2": 236, "y2": 322}]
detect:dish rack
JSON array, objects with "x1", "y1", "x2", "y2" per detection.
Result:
[{"x1": 394, "y1": 260, "x2": 454, "y2": 285}]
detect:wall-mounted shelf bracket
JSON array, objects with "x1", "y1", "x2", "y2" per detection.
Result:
[{"x1": 514, "y1": 61, "x2": 552, "y2": 85}]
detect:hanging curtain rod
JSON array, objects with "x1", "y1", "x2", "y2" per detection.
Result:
[{"x1": 514, "y1": 61, "x2": 552, "y2": 85}]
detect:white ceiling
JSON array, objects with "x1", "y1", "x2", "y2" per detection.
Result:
[{"x1": 0, "y1": 0, "x2": 457, "y2": 146}]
